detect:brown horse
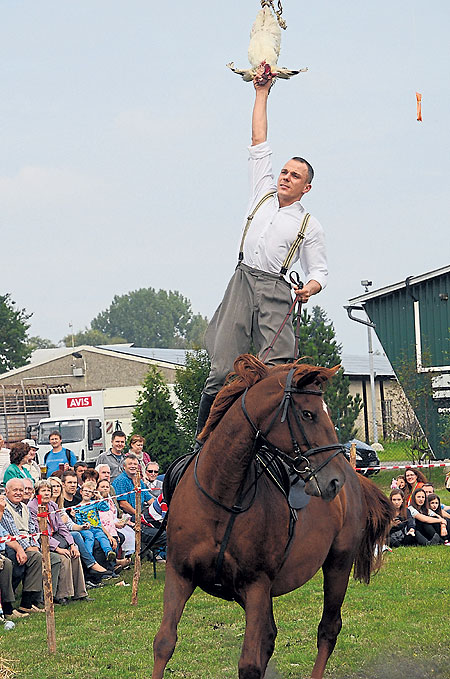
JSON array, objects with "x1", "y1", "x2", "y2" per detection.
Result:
[{"x1": 152, "y1": 355, "x2": 393, "y2": 679}]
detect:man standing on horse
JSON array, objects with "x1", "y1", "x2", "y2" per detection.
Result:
[{"x1": 196, "y1": 71, "x2": 328, "y2": 438}]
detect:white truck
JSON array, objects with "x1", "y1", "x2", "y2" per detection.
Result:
[{"x1": 37, "y1": 387, "x2": 138, "y2": 465}]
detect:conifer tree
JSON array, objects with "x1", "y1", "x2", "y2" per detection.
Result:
[
  {"x1": 131, "y1": 366, "x2": 182, "y2": 470},
  {"x1": 297, "y1": 306, "x2": 361, "y2": 441},
  {"x1": 174, "y1": 349, "x2": 211, "y2": 452}
]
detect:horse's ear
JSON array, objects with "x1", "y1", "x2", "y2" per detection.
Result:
[
  {"x1": 230, "y1": 354, "x2": 268, "y2": 388},
  {"x1": 294, "y1": 363, "x2": 341, "y2": 388}
]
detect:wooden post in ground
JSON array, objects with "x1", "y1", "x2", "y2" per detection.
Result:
[
  {"x1": 131, "y1": 470, "x2": 142, "y2": 606},
  {"x1": 349, "y1": 442, "x2": 357, "y2": 470},
  {"x1": 37, "y1": 496, "x2": 56, "y2": 653}
]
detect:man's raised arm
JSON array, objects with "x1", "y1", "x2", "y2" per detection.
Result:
[{"x1": 251, "y1": 78, "x2": 272, "y2": 146}]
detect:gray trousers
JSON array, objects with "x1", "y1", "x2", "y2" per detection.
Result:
[
  {"x1": 203, "y1": 263, "x2": 295, "y2": 395},
  {"x1": 0, "y1": 555, "x2": 15, "y2": 605}
]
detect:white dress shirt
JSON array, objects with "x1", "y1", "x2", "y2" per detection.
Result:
[{"x1": 240, "y1": 141, "x2": 328, "y2": 291}]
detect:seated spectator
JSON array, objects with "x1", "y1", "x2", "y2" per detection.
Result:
[
  {"x1": 113, "y1": 455, "x2": 166, "y2": 555},
  {"x1": 0, "y1": 495, "x2": 28, "y2": 620},
  {"x1": 29, "y1": 480, "x2": 89, "y2": 604},
  {"x1": 97, "y1": 479, "x2": 132, "y2": 565},
  {"x1": 404, "y1": 467, "x2": 427, "y2": 505},
  {"x1": 396, "y1": 475, "x2": 406, "y2": 491},
  {"x1": 72, "y1": 481, "x2": 117, "y2": 565},
  {"x1": 2, "y1": 442, "x2": 34, "y2": 485},
  {"x1": 128, "y1": 434, "x2": 151, "y2": 478},
  {"x1": 61, "y1": 470, "x2": 82, "y2": 508},
  {"x1": 408, "y1": 487, "x2": 446, "y2": 545},
  {"x1": 21, "y1": 439, "x2": 42, "y2": 484},
  {"x1": 427, "y1": 494, "x2": 450, "y2": 545},
  {"x1": 144, "y1": 462, "x2": 163, "y2": 498},
  {"x1": 22, "y1": 478, "x2": 35, "y2": 504},
  {"x1": 0, "y1": 434, "x2": 10, "y2": 484},
  {"x1": 74, "y1": 462, "x2": 88, "y2": 490},
  {"x1": 49, "y1": 476, "x2": 108, "y2": 577},
  {"x1": 81, "y1": 469, "x2": 99, "y2": 484},
  {"x1": 45, "y1": 432, "x2": 77, "y2": 478},
  {"x1": 422, "y1": 482, "x2": 450, "y2": 512},
  {"x1": 388, "y1": 489, "x2": 415, "y2": 548},
  {"x1": 95, "y1": 431, "x2": 127, "y2": 482},
  {"x1": 0, "y1": 478, "x2": 61, "y2": 613}
]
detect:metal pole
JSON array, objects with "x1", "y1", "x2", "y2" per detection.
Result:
[
  {"x1": 131, "y1": 470, "x2": 142, "y2": 606},
  {"x1": 367, "y1": 323, "x2": 378, "y2": 444}
]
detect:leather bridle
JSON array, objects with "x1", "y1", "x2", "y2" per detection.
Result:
[{"x1": 240, "y1": 367, "x2": 346, "y2": 491}]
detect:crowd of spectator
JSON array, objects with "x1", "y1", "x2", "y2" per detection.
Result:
[
  {"x1": 0, "y1": 431, "x2": 167, "y2": 622},
  {"x1": 388, "y1": 467, "x2": 450, "y2": 548}
]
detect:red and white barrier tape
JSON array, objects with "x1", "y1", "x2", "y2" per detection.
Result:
[{"x1": 355, "y1": 461, "x2": 450, "y2": 473}]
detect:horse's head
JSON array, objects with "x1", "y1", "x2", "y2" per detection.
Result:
[{"x1": 232, "y1": 356, "x2": 347, "y2": 501}]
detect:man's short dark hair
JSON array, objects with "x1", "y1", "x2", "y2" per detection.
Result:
[
  {"x1": 292, "y1": 157, "x2": 314, "y2": 183},
  {"x1": 49, "y1": 430, "x2": 62, "y2": 440},
  {"x1": 61, "y1": 470, "x2": 77, "y2": 483},
  {"x1": 112, "y1": 430, "x2": 126, "y2": 441},
  {"x1": 124, "y1": 453, "x2": 138, "y2": 462},
  {"x1": 74, "y1": 461, "x2": 87, "y2": 471}
]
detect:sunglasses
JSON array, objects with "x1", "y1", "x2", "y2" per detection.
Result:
[{"x1": 146, "y1": 469, "x2": 159, "y2": 474}]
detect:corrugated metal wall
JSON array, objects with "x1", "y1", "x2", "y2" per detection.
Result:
[{"x1": 362, "y1": 270, "x2": 450, "y2": 459}]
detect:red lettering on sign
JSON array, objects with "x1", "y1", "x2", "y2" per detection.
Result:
[{"x1": 67, "y1": 396, "x2": 93, "y2": 409}]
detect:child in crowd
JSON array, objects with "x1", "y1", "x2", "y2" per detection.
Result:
[
  {"x1": 73, "y1": 481, "x2": 117, "y2": 563},
  {"x1": 388, "y1": 489, "x2": 415, "y2": 548},
  {"x1": 97, "y1": 479, "x2": 134, "y2": 562},
  {"x1": 427, "y1": 493, "x2": 450, "y2": 545}
]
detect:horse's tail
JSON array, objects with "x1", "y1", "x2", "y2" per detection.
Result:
[{"x1": 353, "y1": 474, "x2": 395, "y2": 584}]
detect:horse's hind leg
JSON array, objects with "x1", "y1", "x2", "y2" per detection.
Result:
[
  {"x1": 238, "y1": 582, "x2": 277, "y2": 679},
  {"x1": 310, "y1": 555, "x2": 353, "y2": 679},
  {"x1": 152, "y1": 565, "x2": 195, "y2": 679}
]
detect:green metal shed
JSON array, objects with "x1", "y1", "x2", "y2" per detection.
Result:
[{"x1": 347, "y1": 265, "x2": 450, "y2": 459}]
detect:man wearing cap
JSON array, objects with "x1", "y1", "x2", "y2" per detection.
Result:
[{"x1": 21, "y1": 439, "x2": 41, "y2": 484}]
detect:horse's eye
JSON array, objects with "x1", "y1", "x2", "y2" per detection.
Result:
[{"x1": 302, "y1": 410, "x2": 314, "y2": 421}]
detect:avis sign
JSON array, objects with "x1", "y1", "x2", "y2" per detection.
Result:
[{"x1": 67, "y1": 396, "x2": 93, "y2": 409}]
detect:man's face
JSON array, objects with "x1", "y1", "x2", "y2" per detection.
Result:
[
  {"x1": 23, "y1": 481, "x2": 35, "y2": 501},
  {"x1": 6, "y1": 480, "x2": 25, "y2": 505},
  {"x1": 63, "y1": 475, "x2": 78, "y2": 496},
  {"x1": 277, "y1": 160, "x2": 311, "y2": 206},
  {"x1": 98, "y1": 467, "x2": 111, "y2": 481},
  {"x1": 124, "y1": 458, "x2": 139, "y2": 476},
  {"x1": 49, "y1": 434, "x2": 62, "y2": 449},
  {"x1": 146, "y1": 465, "x2": 159, "y2": 480},
  {"x1": 423, "y1": 484, "x2": 434, "y2": 496},
  {"x1": 75, "y1": 466, "x2": 87, "y2": 483},
  {"x1": 112, "y1": 436, "x2": 126, "y2": 454}
]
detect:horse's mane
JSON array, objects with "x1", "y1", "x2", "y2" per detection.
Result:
[{"x1": 198, "y1": 354, "x2": 340, "y2": 441}]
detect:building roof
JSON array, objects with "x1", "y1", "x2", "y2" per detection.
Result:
[
  {"x1": 99, "y1": 345, "x2": 188, "y2": 365},
  {"x1": 348, "y1": 264, "x2": 450, "y2": 305}
]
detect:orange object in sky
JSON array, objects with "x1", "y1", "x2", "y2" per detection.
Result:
[{"x1": 416, "y1": 92, "x2": 422, "y2": 122}]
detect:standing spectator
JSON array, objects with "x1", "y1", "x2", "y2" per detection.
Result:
[
  {"x1": 44, "y1": 432, "x2": 77, "y2": 478},
  {"x1": 29, "y1": 480, "x2": 89, "y2": 604},
  {"x1": 0, "y1": 478, "x2": 61, "y2": 613},
  {"x1": 145, "y1": 462, "x2": 163, "y2": 498},
  {"x1": 404, "y1": 467, "x2": 427, "y2": 505},
  {"x1": 2, "y1": 442, "x2": 34, "y2": 485},
  {"x1": 0, "y1": 434, "x2": 10, "y2": 484},
  {"x1": 95, "y1": 431, "x2": 127, "y2": 481},
  {"x1": 128, "y1": 435, "x2": 151, "y2": 477},
  {"x1": 21, "y1": 439, "x2": 42, "y2": 483}
]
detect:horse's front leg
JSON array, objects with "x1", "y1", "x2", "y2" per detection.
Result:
[
  {"x1": 238, "y1": 580, "x2": 277, "y2": 679},
  {"x1": 152, "y1": 564, "x2": 195, "y2": 679},
  {"x1": 310, "y1": 553, "x2": 354, "y2": 679}
]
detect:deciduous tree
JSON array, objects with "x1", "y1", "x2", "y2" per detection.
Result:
[
  {"x1": 174, "y1": 349, "x2": 211, "y2": 452},
  {"x1": 0, "y1": 294, "x2": 31, "y2": 374}
]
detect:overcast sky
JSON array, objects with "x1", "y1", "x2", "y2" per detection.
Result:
[{"x1": 1, "y1": 1, "x2": 449, "y2": 354}]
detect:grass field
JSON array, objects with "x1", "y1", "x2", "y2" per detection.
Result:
[{"x1": 1, "y1": 471, "x2": 450, "y2": 679}]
